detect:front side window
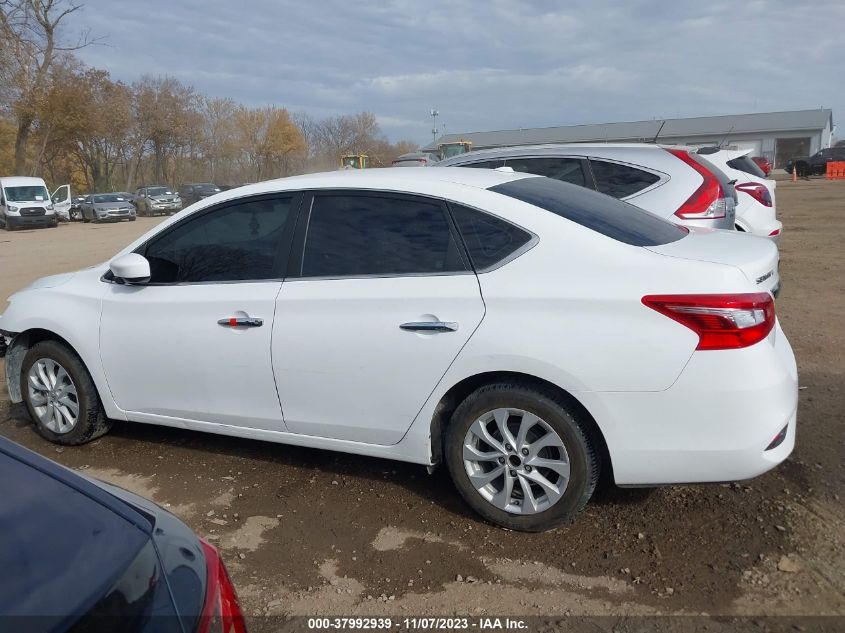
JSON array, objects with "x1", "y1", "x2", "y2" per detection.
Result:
[
  {"x1": 504, "y1": 157, "x2": 586, "y2": 187},
  {"x1": 142, "y1": 196, "x2": 293, "y2": 283},
  {"x1": 301, "y1": 194, "x2": 466, "y2": 278},
  {"x1": 589, "y1": 160, "x2": 661, "y2": 198},
  {"x1": 449, "y1": 203, "x2": 533, "y2": 270}
]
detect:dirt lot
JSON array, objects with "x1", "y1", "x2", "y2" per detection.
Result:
[{"x1": 1, "y1": 181, "x2": 843, "y2": 623}]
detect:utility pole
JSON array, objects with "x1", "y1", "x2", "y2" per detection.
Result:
[{"x1": 430, "y1": 109, "x2": 439, "y2": 143}]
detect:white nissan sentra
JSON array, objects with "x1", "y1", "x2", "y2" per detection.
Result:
[{"x1": 0, "y1": 168, "x2": 797, "y2": 531}]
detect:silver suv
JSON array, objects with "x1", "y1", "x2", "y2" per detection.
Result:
[{"x1": 438, "y1": 143, "x2": 736, "y2": 230}]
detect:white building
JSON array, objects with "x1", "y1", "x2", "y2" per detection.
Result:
[{"x1": 424, "y1": 109, "x2": 834, "y2": 169}]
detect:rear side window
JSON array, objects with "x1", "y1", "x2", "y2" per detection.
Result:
[
  {"x1": 590, "y1": 160, "x2": 660, "y2": 198},
  {"x1": 489, "y1": 177, "x2": 687, "y2": 247},
  {"x1": 449, "y1": 204, "x2": 533, "y2": 270},
  {"x1": 504, "y1": 157, "x2": 586, "y2": 187},
  {"x1": 726, "y1": 156, "x2": 766, "y2": 178},
  {"x1": 301, "y1": 194, "x2": 467, "y2": 277},
  {"x1": 143, "y1": 196, "x2": 294, "y2": 283}
]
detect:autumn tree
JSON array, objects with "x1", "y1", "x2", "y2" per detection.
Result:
[{"x1": 1, "y1": 0, "x2": 94, "y2": 174}]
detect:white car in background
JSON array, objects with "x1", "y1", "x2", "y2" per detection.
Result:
[
  {"x1": 698, "y1": 148, "x2": 782, "y2": 240},
  {"x1": 0, "y1": 168, "x2": 795, "y2": 532},
  {"x1": 437, "y1": 143, "x2": 737, "y2": 231}
]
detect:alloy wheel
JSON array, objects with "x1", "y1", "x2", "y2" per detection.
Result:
[
  {"x1": 27, "y1": 358, "x2": 80, "y2": 434},
  {"x1": 462, "y1": 408, "x2": 570, "y2": 515}
]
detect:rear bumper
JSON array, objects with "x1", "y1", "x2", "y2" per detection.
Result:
[{"x1": 582, "y1": 320, "x2": 798, "y2": 485}]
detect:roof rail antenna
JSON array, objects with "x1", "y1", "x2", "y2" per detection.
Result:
[
  {"x1": 650, "y1": 120, "x2": 666, "y2": 144},
  {"x1": 717, "y1": 125, "x2": 735, "y2": 149}
]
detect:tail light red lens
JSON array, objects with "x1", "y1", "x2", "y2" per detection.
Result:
[
  {"x1": 642, "y1": 293, "x2": 775, "y2": 350},
  {"x1": 197, "y1": 539, "x2": 247, "y2": 633},
  {"x1": 666, "y1": 148, "x2": 726, "y2": 219},
  {"x1": 735, "y1": 182, "x2": 773, "y2": 207}
]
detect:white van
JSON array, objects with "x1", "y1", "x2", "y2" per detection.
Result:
[{"x1": 0, "y1": 177, "x2": 71, "y2": 230}]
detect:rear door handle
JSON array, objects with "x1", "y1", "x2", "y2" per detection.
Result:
[
  {"x1": 400, "y1": 321, "x2": 459, "y2": 333},
  {"x1": 218, "y1": 316, "x2": 263, "y2": 328}
]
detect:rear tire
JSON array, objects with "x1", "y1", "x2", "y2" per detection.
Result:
[
  {"x1": 20, "y1": 341, "x2": 112, "y2": 445},
  {"x1": 445, "y1": 382, "x2": 599, "y2": 532}
]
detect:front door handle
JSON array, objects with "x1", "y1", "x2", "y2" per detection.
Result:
[
  {"x1": 218, "y1": 316, "x2": 263, "y2": 328},
  {"x1": 400, "y1": 321, "x2": 459, "y2": 333}
]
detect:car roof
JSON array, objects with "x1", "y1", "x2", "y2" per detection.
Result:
[
  {"x1": 0, "y1": 436, "x2": 152, "y2": 621},
  {"x1": 0, "y1": 176, "x2": 47, "y2": 187},
  {"x1": 217, "y1": 166, "x2": 536, "y2": 198}
]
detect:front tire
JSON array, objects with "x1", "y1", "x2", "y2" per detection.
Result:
[
  {"x1": 445, "y1": 383, "x2": 599, "y2": 532},
  {"x1": 21, "y1": 341, "x2": 112, "y2": 445}
]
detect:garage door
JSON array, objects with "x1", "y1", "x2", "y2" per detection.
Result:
[{"x1": 730, "y1": 140, "x2": 763, "y2": 156}]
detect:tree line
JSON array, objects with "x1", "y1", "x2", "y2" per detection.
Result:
[{"x1": 0, "y1": 0, "x2": 418, "y2": 193}]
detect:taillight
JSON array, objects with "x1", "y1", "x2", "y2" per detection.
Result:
[
  {"x1": 735, "y1": 182, "x2": 773, "y2": 207},
  {"x1": 642, "y1": 293, "x2": 775, "y2": 350},
  {"x1": 666, "y1": 149, "x2": 726, "y2": 219},
  {"x1": 197, "y1": 539, "x2": 247, "y2": 633},
  {"x1": 768, "y1": 228, "x2": 781, "y2": 237}
]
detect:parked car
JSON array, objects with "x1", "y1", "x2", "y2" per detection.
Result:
[
  {"x1": 0, "y1": 168, "x2": 795, "y2": 532},
  {"x1": 697, "y1": 148, "x2": 782, "y2": 240},
  {"x1": 134, "y1": 186, "x2": 182, "y2": 216},
  {"x1": 751, "y1": 156, "x2": 772, "y2": 176},
  {"x1": 179, "y1": 182, "x2": 222, "y2": 206},
  {"x1": 437, "y1": 143, "x2": 737, "y2": 231},
  {"x1": 80, "y1": 193, "x2": 137, "y2": 223},
  {"x1": 0, "y1": 435, "x2": 246, "y2": 631},
  {"x1": 391, "y1": 152, "x2": 439, "y2": 167},
  {"x1": 69, "y1": 195, "x2": 87, "y2": 221},
  {"x1": 786, "y1": 146, "x2": 845, "y2": 176},
  {"x1": 0, "y1": 176, "x2": 68, "y2": 230}
]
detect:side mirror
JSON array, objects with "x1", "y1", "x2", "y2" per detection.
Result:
[{"x1": 109, "y1": 253, "x2": 151, "y2": 285}]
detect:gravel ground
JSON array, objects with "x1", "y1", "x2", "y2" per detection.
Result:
[{"x1": 0, "y1": 179, "x2": 843, "y2": 622}]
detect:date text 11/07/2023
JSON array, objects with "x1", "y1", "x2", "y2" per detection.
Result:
[{"x1": 307, "y1": 617, "x2": 529, "y2": 630}]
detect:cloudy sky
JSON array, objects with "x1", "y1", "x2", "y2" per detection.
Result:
[{"x1": 73, "y1": 0, "x2": 842, "y2": 145}]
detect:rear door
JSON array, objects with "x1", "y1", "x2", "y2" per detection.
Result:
[{"x1": 271, "y1": 191, "x2": 485, "y2": 445}]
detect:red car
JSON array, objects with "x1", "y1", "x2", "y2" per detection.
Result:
[{"x1": 751, "y1": 156, "x2": 772, "y2": 176}]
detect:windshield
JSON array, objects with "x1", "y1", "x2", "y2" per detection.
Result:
[
  {"x1": 489, "y1": 176, "x2": 687, "y2": 247},
  {"x1": 4, "y1": 185, "x2": 50, "y2": 203},
  {"x1": 93, "y1": 194, "x2": 129, "y2": 203},
  {"x1": 147, "y1": 187, "x2": 173, "y2": 196}
]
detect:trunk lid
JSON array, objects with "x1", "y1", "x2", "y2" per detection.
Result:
[{"x1": 646, "y1": 228, "x2": 780, "y2": 295}]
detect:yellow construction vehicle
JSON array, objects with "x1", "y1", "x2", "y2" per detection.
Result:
[
  {"x1": 340, "y1": 154, "x2": 369, "y2": 169},
  {"x1": 438, "y1": 140, "x2": 473, "y2": 160}
]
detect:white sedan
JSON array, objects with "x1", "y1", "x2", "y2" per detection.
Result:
[{"x1": 0, "y1": 168, "x2": 797, "y2": 531}]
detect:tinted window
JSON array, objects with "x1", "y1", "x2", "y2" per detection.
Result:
[
  {"x1": 489, "y1": 177, "x2": 687, "y2": 247},
  {"x1": 727, "y1": 156, "x2": 766, "y2": 178},
  {"x1": 590, "y1": 160, "x2": 660, "y2": 198},
  {"x1": 505, "y1": 157, "x2": 586, "y2": 187},
  {"x1": 143, "y1": 196, "x2": 293, "y2": 283},
  {"x1": 450, "y1": 204, "x2": 532, "y2": 270},
  {"x1": 459, "y1": 160, "x2": 504, "y2": 169},
  {"x1": 302, "y1": 195, "x2": 466, "y2": 277}
]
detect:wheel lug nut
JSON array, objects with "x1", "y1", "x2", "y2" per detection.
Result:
[
  {"x1": 521, "y1": 448, "x2": 529, "y2": 456},
  {"x1": 509, "y1": 469, "x2": 516, "y2": 477},
  {"x1": 505, "y1": 444, "x2": 513, "y2": 452},
  {"x1": 498, "y1": 457, "x2": 505, "y2": 464},
  {"x1": 513, "y1": 500, "x2": 520, "y2": 506},
  {"x1": 525, "y1": 465, "x2": 532, "y2": 472}
]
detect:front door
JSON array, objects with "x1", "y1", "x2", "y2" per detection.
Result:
[
  {"x1": 100, "y1": 194, "x2": 299, "y2": 431},
  {"x1": 50, "y1": 184, "x2": 71, "y2": 218},
  {"x1": 272, "y1": 191, "x2": 485, "y2": 445}
]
